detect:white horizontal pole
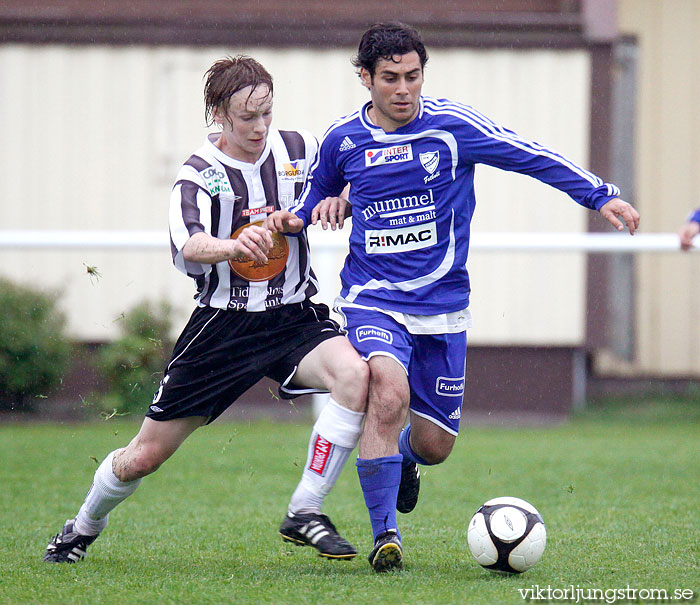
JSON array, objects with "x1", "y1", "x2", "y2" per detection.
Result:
[
  {"x1": 0, "y1": 230, "x2": 169, "y2": 249},
  {"x1": 308, "y1": 230, "x2": 696, "y2": 253},
  {"x1": 469, "y1": 232, "x2": 694, "y2": 253},
  {"x1": 0, "y1": 230, "x2": 697, "y2": 253}
]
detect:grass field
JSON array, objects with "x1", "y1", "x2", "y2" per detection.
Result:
[{"x1": 1, "y1": 398, "x2": 698, "y2": 604}]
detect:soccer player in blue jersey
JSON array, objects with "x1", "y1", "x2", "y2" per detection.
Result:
[
  {"x1": 678, "y1": 208, "x2": 700, "y2": 250},
  {"x1": 266, "y1": 22, "x2": 640, "y2": 571}
]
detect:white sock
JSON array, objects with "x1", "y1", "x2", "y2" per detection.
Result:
[
  {"x1": 74, "y1": 450, "x2": 142, "y2": 536},
  {"x1": 288, "y1": 397, "x2": 364, "y2": 515}
]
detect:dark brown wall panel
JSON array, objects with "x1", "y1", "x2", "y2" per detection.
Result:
[{"x1": 1, "y1": 0, "x2": 587, "y2": 47}]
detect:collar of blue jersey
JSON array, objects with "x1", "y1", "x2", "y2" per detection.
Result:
[{"x1": 359, "y1": 97, "x2": 425, "y2": 133}]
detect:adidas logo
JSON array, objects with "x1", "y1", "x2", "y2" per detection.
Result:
[
  {"x1": 339, "y1": 136, "x2": 356, "y2": 151},
  {"x1": 300, "y1": 520, "x2": 330, "y2": 543},
  {"x1": 149, "y1": 405, "x2": 163, "y2": 413},
  {"x1": 448, "y1": 406, "x2": 461, "y2": 420}
]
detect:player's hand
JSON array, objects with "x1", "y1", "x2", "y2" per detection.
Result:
[
  {"x1": 599, "y1": 198, "x2": 640, "y2": 235},
  {"x1": 311, "y1": 196, "x2": 351, "y2": 230},
  {"x1": 678, "y1": 221, "x2": 700, "y2": 251},
  {"x1": 231, "y1": 224, "x2": 272, "y2": 263},
  {"x1": 264, "y1": 210, "x2": 304, "y2": 234}
]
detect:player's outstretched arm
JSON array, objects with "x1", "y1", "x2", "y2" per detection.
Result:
[
  {"x1": 264, "y1": 210, "x2": 304, "y2": 234},
  {"x1": 599, "y1": 198, "x2": 640, "y2": 235},
  {"x1": 182, "y1": 229, "x2": 272, "y2": 264},
  {"x1": 311, "y1": 196, "x2": 351, "y2": 231},
  {"x1": 678, "y1": 221, "x2": 700, "y2": 251}
]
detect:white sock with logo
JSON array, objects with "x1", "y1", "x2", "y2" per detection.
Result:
[
  {"x1": 73, "y1": 450, "x2": 142, "y2": 536},
  {"x1": 288, "y1": 397, "x2": 364, "y2": 515}
]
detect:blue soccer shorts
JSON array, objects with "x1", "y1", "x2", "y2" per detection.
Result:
[{"x1": 338, "y1": 306, "x2": 467, "y2": 435}]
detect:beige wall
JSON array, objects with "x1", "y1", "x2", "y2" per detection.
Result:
[
  {"x1": 603, "y1": 0, "x2": 700, "y2": 376},
  {"x1": 0, "y1": 44, "x2": 591, "y2": 343}
]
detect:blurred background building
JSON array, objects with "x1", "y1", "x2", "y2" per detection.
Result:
[{"x1": 1, "y1": 0, "x2": 698, "y2": 417}]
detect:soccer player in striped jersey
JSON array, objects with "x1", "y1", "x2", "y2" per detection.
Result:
[
  {"x1": 266, "y1": 23, "x2": 640, "y2": 571},
  {"x1": 678, "y1": 208, "x2": 700, "y2": 250},
  {"x1": 43, "y1": 55, "x2": 368, "y2": 564}
]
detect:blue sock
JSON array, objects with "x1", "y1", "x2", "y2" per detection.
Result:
[
  {"x1": 356, "y1": 455, "x2": 402, "y2": 541},
  {"x1": 398, "y1": 424, "x2": 430, "y2": 466}
]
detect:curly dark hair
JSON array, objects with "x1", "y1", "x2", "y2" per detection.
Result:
[
  {"x1": 203, "y1": 55, "x2": 273, "y2": 126},
  {"x1": 352, "y1": 22, "x2": 428, "y2": 77}
]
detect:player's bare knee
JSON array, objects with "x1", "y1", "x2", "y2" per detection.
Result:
[
  {"x1": 350, "y1": 357, "x2": 370, "y2": 391},
  {"x1": 414, "y1": 432, "x2": 455, "y2": 465},
  {"x1": 368, "y1": 392, "x2": 407, "y2": 430},
  {"x1": 333, "y1": 359, "x2": 369, "y2": 409},
  {"x1": 128, "y1": 450, "x2": 165, "y2": 479},
  {"x1": 369, "y1": 373, "x2": 409, "y2": 406},
  {"x1": 420, "y1": 444, "x2": 452, "y2": 465},
  {"x1": 114, "y1": 443, "x2": 167, "y2": 480}
]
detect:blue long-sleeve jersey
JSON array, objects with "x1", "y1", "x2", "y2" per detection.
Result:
[{"x1": 292, "y1": 96, "x2": 620, "y2": 315}]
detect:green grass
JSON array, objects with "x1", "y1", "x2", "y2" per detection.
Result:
[{"x1": 1, "y1": 399, "x2": 698, "y2": 604}]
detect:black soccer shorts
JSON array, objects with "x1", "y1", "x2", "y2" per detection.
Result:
[{"x1": 145, "y1": 300, "x2": 343, "y2": 423}]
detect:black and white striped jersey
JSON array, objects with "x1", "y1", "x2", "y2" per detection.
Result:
[{"x1": 170, "y1": 129, "x2": 320, "y2": 311}]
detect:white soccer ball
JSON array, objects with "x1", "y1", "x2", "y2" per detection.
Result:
[{"x1": 467, "y1": 496, "x2": 546, "y2": 573}]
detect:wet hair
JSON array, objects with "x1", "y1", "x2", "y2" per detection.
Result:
[
  {"x1": 352, "y1": 22, "x2": 428, "y2": 77},
  {"x1": 204, "y1": 55, "x2": 273, "y2": 126}
]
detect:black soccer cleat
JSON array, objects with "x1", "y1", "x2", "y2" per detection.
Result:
[
  {"x1": 279, "y1": 512, "x2": 357, "y2": 560},
  {"x1": 368, "y1": 529, "x2": 403, "y2": 572},
  {"x1": 43, "y1": 519, "x2": 99, "y2": 563},
  {"x1": 396, "y1": 461, "x2": 420, "y2": 514}
]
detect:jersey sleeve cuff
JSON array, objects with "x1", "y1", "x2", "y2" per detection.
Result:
[
  {"x1": 589, "y1": 183, "x2": 621, "y2": 211},
  {"x1": 593, "y1": 194, "x2": 620, "y2": 212}
]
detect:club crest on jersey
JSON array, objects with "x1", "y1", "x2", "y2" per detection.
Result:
[
  {"x1": 356, "y1": 326, "x2": 393, "y2": 344},
  {"x1": 202, "y1": 167, "x2": 232, "y2": 195},
  {"x1": 365, "y1": 144, "x2": 413, "y2": 167},
  {"x1": 278, "y1": 160, "x2": 305, "y2": 180},
  {"x1": 365, "y1": 222, "x2": 437, "y2": 254},
  {"x1": 436, "y1": 376, "x2": 465, "y2": 397},
  {"x1": 420, "y1": 151, "x2": 439, "y2": 174}
]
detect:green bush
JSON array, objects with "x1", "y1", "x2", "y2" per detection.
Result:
[
  {"x1": 0, "y1": 277, "x2": 71, "y2": 411},
  {"x1": 97, "y1": 301, "x2": 173, "y2": 416}
]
